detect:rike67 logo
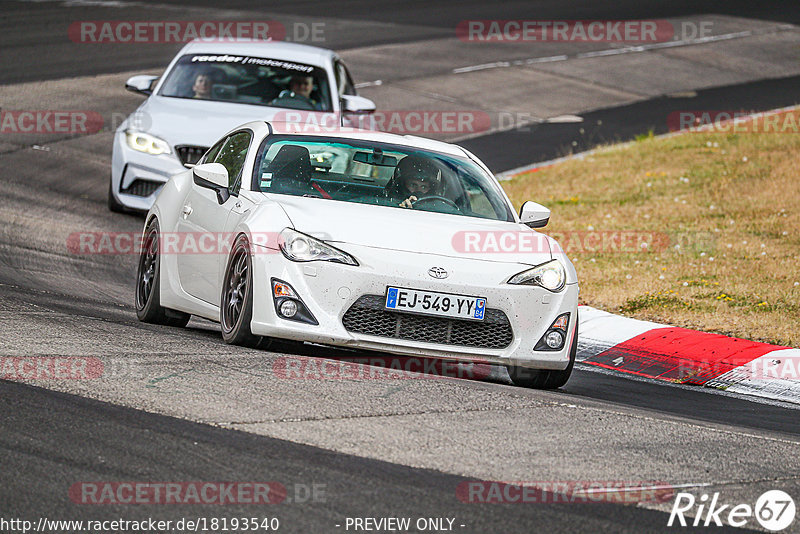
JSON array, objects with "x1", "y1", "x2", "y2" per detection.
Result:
[{"x1": 668, "y1": 490, "x2": 795, "y2": 531}]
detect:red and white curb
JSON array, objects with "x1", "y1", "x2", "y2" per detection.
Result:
[
  {"x1": 577, "y1": 306, "x2": 800, "y2": 405},
  {"x1": 492, "y1": 106, "x2": 800, "y2": 404}
]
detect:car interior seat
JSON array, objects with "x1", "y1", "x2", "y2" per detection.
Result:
[{"x1": 262, "y1": 145, "x2": 313, "y2": 194}]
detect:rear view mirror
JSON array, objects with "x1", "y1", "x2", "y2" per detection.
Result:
[
  {"x1": 519, "y1": 201, "x2": 551, "y2": 228},
  {"x1": 193, "y1": 163, "x2": 230, "y2": 204},
  {"x1": 353, "y1": 151, "x2": 397, "y2": 167},
  {"x1": 125, "y1": 75, "x2": 158, "y2": 96},
  {"x1": 212, "y1": 84, "x2": 237, "y2": 101}
]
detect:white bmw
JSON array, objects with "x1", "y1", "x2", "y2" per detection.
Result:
[
  {"x1": 110, "y1": 39, "x2": 375, "y2": 212},
  {"x1": 136, "y1": 121, "x2": 579, "y2": 388}
]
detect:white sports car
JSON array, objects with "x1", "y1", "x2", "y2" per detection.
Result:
[
  {"x1": 110, "y1": 39, "x2": 375, "y2": 212},
  {"x1": 136, "y1": 121, "x2": 579, "y2": 388}
]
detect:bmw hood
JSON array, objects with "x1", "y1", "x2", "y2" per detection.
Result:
[
  {"x1": 127, "y1": 96, "x2": 321, "y2": 147},
  {"x1": 270, "y1": 195, "x2": 553, "y2": 266}
]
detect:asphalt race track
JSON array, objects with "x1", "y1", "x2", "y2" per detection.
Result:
[{"x1": 1, "y1": 1, "x2": 799, "y2": 533}]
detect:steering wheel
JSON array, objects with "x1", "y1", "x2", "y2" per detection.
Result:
[
  {"x1": 286, "y1": 94, "x2": 316, "y2": 110},
  {"x1": 412, "y1": 195, "x2": 461, "y2": 212},
  {"x1": 270, "y1": 91, "x2": 316, "y2": 111}
]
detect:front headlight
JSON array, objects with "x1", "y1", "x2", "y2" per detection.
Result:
[
  {"x1": 507, "y1": 259, "x2": 566, "y2": 292},
  {"x1": 278, "y1": 228, "x2": 358, "y2": 266},
  {"x1": 125, "y1": 130, "x2": 171, "y2": 155}
]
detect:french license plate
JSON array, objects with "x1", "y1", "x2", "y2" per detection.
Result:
[{"x1": 385, "y1": 287, "x2": 486, "y2": 321}]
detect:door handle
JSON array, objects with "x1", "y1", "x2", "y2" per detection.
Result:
[{"x1": 182, "y1": 204, "x2": 193, "y2": 217}]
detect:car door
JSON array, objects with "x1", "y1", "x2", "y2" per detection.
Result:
[{"x1": 175, "y1": 130, "x2": 253, "y2": 305}]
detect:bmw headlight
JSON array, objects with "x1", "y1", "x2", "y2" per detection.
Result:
[
  {"x1": 279, "y1": 228, "x2": 358, "y2": 266},
  {"x1": 508, "y1": 259, "x2": 566, "y2": 292},
  {"x1": 125, "y1": 130, "x2": 171, "y2": 155}
]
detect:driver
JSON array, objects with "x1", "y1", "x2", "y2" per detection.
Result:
[
  {"x1": 289, "y1": 75, "x2": 314, "y2": 100},
  {"x1": 270, "y1": 75, "x2": 323, "y2": 110},
  {"x1": 390, "y1": 155, "x2": 443, "y2": 209}
]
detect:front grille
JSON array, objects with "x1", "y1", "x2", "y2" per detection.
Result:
[
  {"x1": 175, "y1": 145, "x2": 209, "y2": 165},
  {"x1": 122, "y1": 178, "x2": 162, "y2": 197},
  {"x1": 342, "y1": 295, "x2": 513, "y2": 349}
]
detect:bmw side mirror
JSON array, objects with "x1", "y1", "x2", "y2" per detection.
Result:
[
  {"x1": 519, "y1": 201, "x2": 550, "y2": 228},
  {"x1": 125, "y1": 75, "x2": 158, "y2": 96},
  {"x1": 340, "y1": 94, "x2": 376, "y2": 114},
  {"x1": 193, "y1": 163, "x2": 230, "y2": 204}
]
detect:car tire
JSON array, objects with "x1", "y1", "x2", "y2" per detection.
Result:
[
  {"x1": 507, "y1": 323, "x2": 578, "y2": 389},
  {"x1": 108, "y1": 179, "x2": 127, "y2": 213},
  {"x1": 220, "y1": 234, "x2": 266, "y2": 349},
  {"x1": 135, "y1": 219, "x2": 191, "y2": 327}
]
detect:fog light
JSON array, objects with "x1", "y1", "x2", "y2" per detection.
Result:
[
  {"x1": 279, "y1": 300, "x2": 298, "y2": 318},
  {"x1": 270, "y1": 278, "x2": 318, "y2": 325},
  {"x1": 545, "y1": 330, "x2": 564, "y2": 349},
  {"x1": 534, "y1": 312, "x2": 571, "y2": 351}
]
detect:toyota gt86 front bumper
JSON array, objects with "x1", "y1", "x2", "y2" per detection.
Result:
[{"x1": 248, "y1": 242, "x2": 579, "y2": 370}]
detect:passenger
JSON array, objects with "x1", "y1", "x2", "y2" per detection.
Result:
[{"x1": 192, "y1": 73, "x2": 213, "y2": 99}]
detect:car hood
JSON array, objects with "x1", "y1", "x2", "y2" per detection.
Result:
[
  {"x1": 267, "y1": 194, "x2": 553, "y2": 266},
  {"x1": 129, "y1": 96, "x2": 318, "y2": 147}
]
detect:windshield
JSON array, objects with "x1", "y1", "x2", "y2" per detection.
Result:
[
  {"x1": 251, "y1": 136, "x2": 514, "y2": 222},
  {"x1": 158, "y1": 54, "x2": 332, "y2": 111}
]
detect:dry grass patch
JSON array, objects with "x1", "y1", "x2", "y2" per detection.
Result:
[{"x1": 501, "y1": 109, "x2": 800, "y2": 346}]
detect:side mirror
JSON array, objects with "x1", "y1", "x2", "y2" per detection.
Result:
[
  {"x1": 193, "y1": 163, "x2": 230, "y2": 204},
  {"x1": 125, "y1": 75, "x2": 158, "y2": 96},
  {"x1": 340, "y1": 94, "x2": 376, "y2": 114},
  {"x1": 519, "y1": 201, "x2": 550, "y2": 228}
]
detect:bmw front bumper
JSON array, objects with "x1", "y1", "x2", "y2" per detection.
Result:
[{"x1": 110, "y1": 130, "x2": 187, "y2": 211}]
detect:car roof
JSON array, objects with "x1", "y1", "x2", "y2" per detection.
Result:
[
  {"x1": 179, "y1": 39, "x2": 335, "y2": 68},
  {"x1": 253, "y1": 121, "x2": 468, "y2": 157}
]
